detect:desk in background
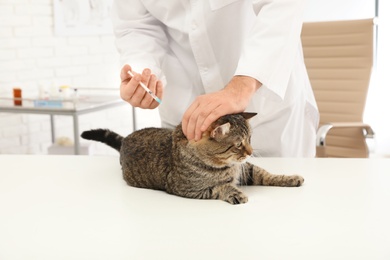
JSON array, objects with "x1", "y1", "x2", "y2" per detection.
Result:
[
  {"x1": 0, "y1": 95, "x2": 127, "y2": 154},
  {"x1": 0, "y1": 156, "x2": 389, "y2": 259}
]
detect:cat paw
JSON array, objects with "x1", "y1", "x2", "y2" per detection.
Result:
[
  {"x1": 286, "y1": 175, "x2": 304, "y2": 187},
  {"x1": 225, "y1": 191, "x2": 248, "y2": 205}
]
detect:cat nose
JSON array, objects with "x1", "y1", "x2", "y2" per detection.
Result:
[{"x1": 245, "y1": 145, "x2": 253, "y2": 156}]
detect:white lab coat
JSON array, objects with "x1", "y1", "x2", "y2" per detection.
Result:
[{"x1": 111, "y1": 0, "x2": 319, "y2": 157}]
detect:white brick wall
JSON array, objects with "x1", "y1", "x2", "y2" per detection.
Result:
[{"x1": 0, "y1": 0, "x2": 160, "y2": 155}]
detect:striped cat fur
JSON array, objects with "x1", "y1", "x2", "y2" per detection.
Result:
[{"x1": 81, "y1": 113, "x2": 304, "y2": 204}]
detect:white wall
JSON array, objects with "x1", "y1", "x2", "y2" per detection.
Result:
[
  {"x1": 0, "y1": 0, "x2": 133, "y2": 155},
  {"x1": 304, "y1": 0, "x2": 375, "y2": 21},
  {"x1": 366, "y1": 0, "x2": 390, "y2": 156}
]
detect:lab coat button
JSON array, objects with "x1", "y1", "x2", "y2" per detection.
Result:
[{"x1": 191, "y1": 22, "x2": 197, "y2": 30}]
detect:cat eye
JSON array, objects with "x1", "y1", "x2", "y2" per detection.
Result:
[{"x1": 236, "y1": 142, "x2": 243, "y2": 148}]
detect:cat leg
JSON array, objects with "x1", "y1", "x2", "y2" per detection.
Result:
[
  {"x1": 170, "y1": 184, "x2": 248, "y2": 205},
  {"x1": 240, "y1": 163, "x2": 304, "y2": 187}
]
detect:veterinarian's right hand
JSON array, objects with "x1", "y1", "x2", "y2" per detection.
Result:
[{"x1": 120, "y1": 64, "x2": 163, "y2": 109}]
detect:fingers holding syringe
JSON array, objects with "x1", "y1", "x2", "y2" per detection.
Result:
[
  {"x1": 141, "y1": 73, "x2": 163, "y2": 109},
  {"x1": 124, "y1": 68, "x2": 162, "y2": 109},
  {"x1": 120, "y1": 64, "x2": 132, "y2": 82},
  {"x1": 139, "y1": 69, "x2": 155, "y2": 108}
]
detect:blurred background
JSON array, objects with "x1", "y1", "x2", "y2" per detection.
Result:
[{"x1": 0, "y1": 0, "x2": 389, "y2": 157}]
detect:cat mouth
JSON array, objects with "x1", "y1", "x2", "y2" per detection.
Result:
[
  {"x1": 221, "y1": 154, "x2": 250, "y2": 165},
  {"x1": 237, "y1": 155, "x2": 250, "y2": 163}
]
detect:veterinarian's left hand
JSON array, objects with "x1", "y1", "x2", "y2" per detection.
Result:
[{"x1": 182, "y1": 76, "x2": 261, "y2": 141}]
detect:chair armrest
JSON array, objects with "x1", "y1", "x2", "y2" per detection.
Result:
[{"x1": 316, "y1": 122, "x2": 375, "y2": 147}]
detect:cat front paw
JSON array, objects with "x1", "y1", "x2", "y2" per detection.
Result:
[
  {"x1": 225, "y1": 190, "x2": 248, "y2": 205},
  {"x1": 213, "y1": 185, "x2": 248, "y2": 205},
  {"x1": 286, "y1": 175, "x2": 304, "y2": 187}
]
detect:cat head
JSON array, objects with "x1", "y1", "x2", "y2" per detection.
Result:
[{"x1": 192, "y1": 112, "x2": 257, "y2": 166}]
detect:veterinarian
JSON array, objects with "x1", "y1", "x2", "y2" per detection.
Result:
[{"x1": 111, "y1": 0, "x2": 319, "y2": 157}]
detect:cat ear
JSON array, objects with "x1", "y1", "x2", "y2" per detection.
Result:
[
  {"x1": 210, "y1": 122, "x2": 231, "y2": 139},
  {"x1": 239, "y1": 112, "x2": 257, "y2": 120}
]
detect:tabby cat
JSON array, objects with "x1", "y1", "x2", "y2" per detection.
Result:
[{"x1": 81, "y1": 112, "x2": 304, "y2": 204}]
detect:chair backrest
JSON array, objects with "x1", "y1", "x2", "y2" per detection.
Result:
[{"x1": 301, "y1": 19, "x2": 374, "y2": 157}]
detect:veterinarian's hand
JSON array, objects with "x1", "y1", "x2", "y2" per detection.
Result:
[
  {"x1": 120, "y1": 64, "x2": 163, "y2": 109},
  {"x1": 182, "y1": 76, "x2": 261, "y2": 141}
]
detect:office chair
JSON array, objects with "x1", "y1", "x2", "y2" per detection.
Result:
[{"x1": 301, "y1": 18, "x2": 375, "y2": 157}]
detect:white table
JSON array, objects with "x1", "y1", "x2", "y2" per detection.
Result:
[{"x1": 0, "y1": 155, "x2": 389, "y2": 260}]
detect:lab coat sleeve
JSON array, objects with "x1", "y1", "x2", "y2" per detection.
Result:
[
  {"x1": 111, "y1": 0, "x2": 168, "y2": 78},
  {"x1": 234, "y1": 0, "x2": 306, "y2": 100}
]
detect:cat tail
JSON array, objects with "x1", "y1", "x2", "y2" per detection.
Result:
[{"x1": 81, "y1": 129, "x2": 123, "y2": 152}]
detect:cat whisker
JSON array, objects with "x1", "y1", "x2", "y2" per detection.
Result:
[{"x1": 252, "y1": 150, "x2": 263, "y2": 158}]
